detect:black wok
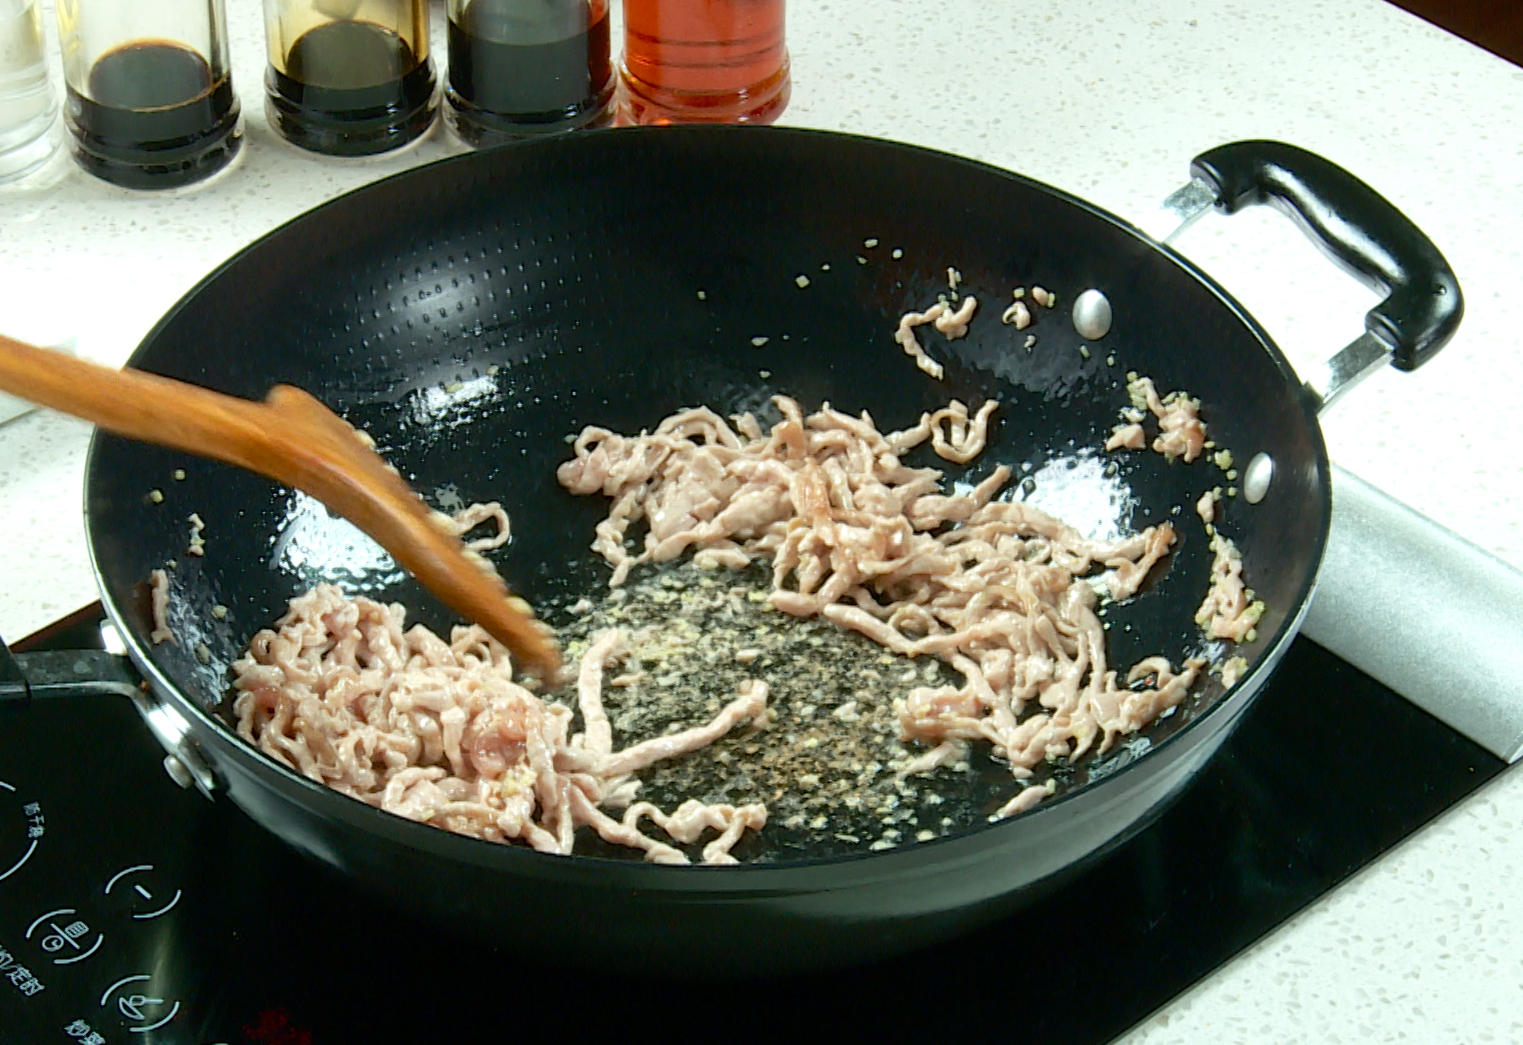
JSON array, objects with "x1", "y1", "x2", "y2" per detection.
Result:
[{"x1": 0, "y1": 129, "x2": 1460, "y2": 975}]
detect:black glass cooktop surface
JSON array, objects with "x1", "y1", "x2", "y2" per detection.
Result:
[{"x1": 0, "y1": 610, "x2": 1505, "y2": 1044}]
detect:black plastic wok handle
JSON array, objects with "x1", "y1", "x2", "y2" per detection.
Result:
[
  {"x1": 1189, "y1": 140, "x2": 1463, "y2": 371},
  {"x1": 0, "y1": 643, "x2": 143, "y2": 702}
]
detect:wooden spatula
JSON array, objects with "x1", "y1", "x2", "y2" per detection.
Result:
[{"x1": 0, "y1": 333, "x2": 561, "y2": 679}]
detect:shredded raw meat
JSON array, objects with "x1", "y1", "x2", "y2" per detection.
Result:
[
  {"x1": 894, "y1": 297, "x2": 977, "y2": 380},
  {"x1": 187, "y1": 513, "x2": 206, "y2": 557},
  {"x1": 1221, "y1": 655, "x2": 1249, "y2": 688},
  {"x1": 1120, "y1": 374, "x2": 1208, "y2": 463},
  {"x1": 1196, "y1": 488, "x2": 1220, "y2": 525},
  {"x1": 560, "y1": 396, "x2": 1204, "y2": 804},
  {"x1": 885, "y1": 399, "x2": 1000, "y2": 464},
  {"x1": 441, "y1": 501, "x2": 511, "y2": 551},
  {"x1": 1001, "y1": 299, "x2": 1032, "y2": 329},
  {"x1": 1104, "y1": 422, "x2": 1146, "y2": 451},
  {"x1": 933, "y1": 295, "x2": 978, "y2": 338},
  {"x1": 1195, "y1": 534, "x2": 1266, "y2": 641},
  {"x1": 232, "y1": 586, "x2": 768, "y2": 864},
  {"x1": 899, "y1": 739, "x2": 968, "y2": 776},
  {"x1": 895, "y1": 304, "x2": 950, "y2": 379},
  {"x1": 994, "y1": 780, "x2": 1055, "y2": 818},
  {"x1": 149, "y1": 569, "x2": 173, "y2": 645},
  {"x1": 1154, "y1": 400, "x2": 1206, "y2": 462}
]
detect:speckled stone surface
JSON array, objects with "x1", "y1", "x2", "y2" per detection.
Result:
[
  {"x1": 1, "y1": 1, "x2": 1520, "y2": 1040},
  {"x1": 1123, "y1": 769, "x2": 1523, "y2": 1044}
]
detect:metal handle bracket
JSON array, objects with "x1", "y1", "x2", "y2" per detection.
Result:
[
  {"x1": 1148, "y1": 141, "x2": 1463, "y2": 415},
  {"x1": 2, "y1": 628, "x2": 219, "y2": 799}
]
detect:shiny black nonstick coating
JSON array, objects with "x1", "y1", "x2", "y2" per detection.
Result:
[{"x1": 83, "y1": 127, "x2": 1327, "y2": 972}]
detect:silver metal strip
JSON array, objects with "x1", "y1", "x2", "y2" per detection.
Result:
[
  {"x1": 1302, "y1": 466, "x2": 1523, "y2": 762},
  {"x1": 1305, "y1": 332, "x2": 1394, "y2": 413},
  {"x1": 1141, "y1": 177, "x2": 1218, "y2": 244}
]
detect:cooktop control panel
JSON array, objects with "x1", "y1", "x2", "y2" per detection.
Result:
[{"x1": 1, "y1": 697, "x2": 225, "y2": 1043}]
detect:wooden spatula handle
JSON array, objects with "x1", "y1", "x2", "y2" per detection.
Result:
[
  {"x1": 0, "y1": 333, "x2": 276, "y2": 467},
  {"x1": 0, "y1": 333, "x2": 561, "y2": 679}
]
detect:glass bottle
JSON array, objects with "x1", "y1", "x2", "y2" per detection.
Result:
[
  {"x1": 263, "y1": 0, "x2": 435, "y2": 156},
  {"x1": 444, "y1": 0, "x2": 614, "y2": 146},
  {"x1": 53, "y1": 0, "x2": 242, "y2": 189},
  {"x1": 619, "y1": 0, "x2": 789, "y2": 125},
  {"x1": 0, "y1": 0, "x2": 61, "y2": 182}
]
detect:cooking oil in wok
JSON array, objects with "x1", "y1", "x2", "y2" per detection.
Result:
[{"x1": 547, "y1": 559, "x2": 1012, "y2": 862}]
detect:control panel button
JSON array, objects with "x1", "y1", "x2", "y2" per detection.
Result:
[
  {"x1": 104, "y1": 864, "x2": 183, "y2": 920},
  {"x1": 100, "y1": 973, "x2": 181, "y2": 1034},
  {"x1": 25, "y1": 907, "x2": 104, "y2": 964}
]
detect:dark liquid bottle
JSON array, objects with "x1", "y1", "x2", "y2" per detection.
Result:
[
  {"x1": 64, "y1": 39, "x2": 241, "y2": 189},
  {"x1": 264, "y1": 2, "x2": 436, "y2": 157},
  {"x1": 444, "y1": 0, "x2": 614, "y2": 146}
]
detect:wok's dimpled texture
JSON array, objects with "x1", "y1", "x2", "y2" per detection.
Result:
[{"x1": 83, "y1": 128, "x2": 1328, "y2": 972}]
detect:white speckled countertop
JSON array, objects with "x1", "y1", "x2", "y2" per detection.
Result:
[{"x1": 2, "y1": 1, "x2": 1520, "y2": 1039}]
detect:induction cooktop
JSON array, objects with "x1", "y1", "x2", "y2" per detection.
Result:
[{"x1": 0, "y1": 607, "x2": 1505, "y2": 1044}]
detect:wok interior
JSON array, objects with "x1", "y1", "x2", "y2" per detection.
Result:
[{"x1": 85, "y1": 127, "x2": 1327, "y2": 853}]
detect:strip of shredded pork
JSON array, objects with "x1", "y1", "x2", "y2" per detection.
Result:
[
  {"x1": 894, "y1": 297, "x2": 978, "y2": 380},
  {"x1": 558, "y1": 395, "x2": 1205, "y2": 813},
  {"x1": 1195, "y1": 534, "x2": 1266, "y2": 642},
  {"x1": 1119, "y1": 373, "x2": 1208, "y2": 463},
  {"x1": 232, "y1": 586, "x2": 768, "y2": 864},
  {"x1": 149, "y1": 568, "x2": 173, "y2": 645}
]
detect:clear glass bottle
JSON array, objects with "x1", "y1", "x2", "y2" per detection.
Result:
[
  {"x1": 0, "y1": 0, "x2": 61, "y2": 182},
  {"x1": 54, "y1": 0, "x2": 242, "y2": 189},
  {"x1": 263, "y1": 0, "x2": 436, "y2": 156},
  {"x1": 619, "y1": 0, "x2": 789, "y2": 125},
  {"x1": 444, "y1": 0, "x2": 613, "y2": 146}
]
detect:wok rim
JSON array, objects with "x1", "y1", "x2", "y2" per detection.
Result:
[{"x1": 83, "y1": 124, "x2": 1333, "y2": 879}]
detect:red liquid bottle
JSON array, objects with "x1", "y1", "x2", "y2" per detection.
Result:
[{"x1": 619, "y1": 0, "x2": 790, "y2": 124}]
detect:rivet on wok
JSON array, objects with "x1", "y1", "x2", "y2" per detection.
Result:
[
  {"x1": 162, "y1": 755, "x2": 194, "y2": 790},
  {"x1": 1072, "y1": 289, "x2": 1113, "y2": 340},
  {"x1": 1244, "y1": 453, "x2": 1274, "y2": 504}
]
